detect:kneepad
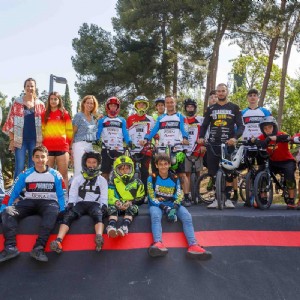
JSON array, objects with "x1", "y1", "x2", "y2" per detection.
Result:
[
  {"x1": 107, "y1": 205, "x2": 118, "y2": 216},
  {"x1": 62, "y1": 209, "x2": 79, "y2": 227},
  {"x1": 125, "y1": 204, "x2": 139, "y2": 216},
  {"x1": 90, "y1": 205, "x2": 103, "y2": 224}
]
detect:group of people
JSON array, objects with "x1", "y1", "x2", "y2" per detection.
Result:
[{"x1": 0, "y1": 77, "x2": 298, "y2": 264}]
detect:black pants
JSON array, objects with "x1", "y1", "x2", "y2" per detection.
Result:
[{"x1": 1, "y1": 199, "x2": 59, "y2": 249}]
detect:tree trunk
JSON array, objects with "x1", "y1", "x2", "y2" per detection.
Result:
[
  {"x1": 161, "y1": 16, "x2": 171, "y2": 94},
  {"x1": 203, "y1": 20, "x2": 228, "y2": 113},
  {"x1": 259, "y1": 0, "x2": 287, "y2": 107},
  {"x1": 172, "y1": 52, "x2": 178, "y2": 97},
  {"x1": 277, "y1": 12, "x2": 300, "y2": 130}
]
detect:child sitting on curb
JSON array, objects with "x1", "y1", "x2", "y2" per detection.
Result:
[
  {"x1": 50, "y1": 151, "x2": 108, "y2": 253},
  {"x1": 147, "y1": 153, "x2": 212, "y2": 260},
  {"x1": 106, "y1": 155, "x2": 145, "y2": 237}
]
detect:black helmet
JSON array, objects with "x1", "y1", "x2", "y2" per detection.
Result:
[
  {"x1": 183, "y1": 98, "x2": 197, "y2": 116},
  {"x1": 259, "y1": 116, "x2": 278, "y2": 136},
  {"x1": 81, "y1": 151, "x2": 101, "y2": 178},
  {"x1": 154, "y1": 97, "x2": 165, "y2": 105}
]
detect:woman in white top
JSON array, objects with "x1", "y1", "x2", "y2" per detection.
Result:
[{"x1": 71, "y1": 95, "x2": 98, "y2": 177}]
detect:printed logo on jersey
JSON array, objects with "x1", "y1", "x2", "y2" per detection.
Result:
[
  {"x1": 214, "y1": 120, "x2": 227, "y2": 126},
  {"x1": 160, "y1": 121, "x2": 180, "y2": 129},
  {"x1": 243, "y1": 116, "x2": 264, "y2": 124},
  {"x1": 155, "y1": 185, "x2": 175, "y2": 198},
  {"x1": 103, "y1": 121, "x2": 122, "y2": 128},
  {"x1": 27, "y1": 182, "x2": 55, "y2": 192}
]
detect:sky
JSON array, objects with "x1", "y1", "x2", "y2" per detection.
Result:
[{"x1": 0, "y1": 0, "x2": 299, "y2": 113}]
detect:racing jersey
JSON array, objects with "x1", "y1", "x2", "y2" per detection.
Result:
[
  {"x1": 147, "y1": 173, "x2": 183, "y2": 208},
  {"x1": 200, "y1": 102, "x2": 244, "y2": 143},
  {"x1": 127, "y1": 113, "x2": 155, "y2": 155},
  {"x1": 144, "y1": 112, "x2": 188, "y2": 149},
  {"x1": 184, "y1": 115, "x2": 204, "y2": 156},
  {"x1": 68, "y1": 174, "x2": 108, "y2": 206},
  {"x1": 242, "y1": 107, "x2": 271, "y2": 140},
  {"x1": 96, "y1": 116, "x2": 131, "y2": 151},
  {"x1": 258, "y1": 131, "x2": 294, "y2": 162},
  {"x1": 1, "y1": 167, "x2": 65, "y2": 212},
  {"x1": 108, "y1": 177, "x2": 145, "y2": 205}
]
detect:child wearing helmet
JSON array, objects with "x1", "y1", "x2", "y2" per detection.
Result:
[
  {"x1": 183, "y1": 98, "x2": 205, "y2": 207},
  {"x1": 50, "y1": 151, "x2": 108, "y2": 253},
  {"x1": 147, "y1": 153, "x2": 212, "y2": 260},
  {"x1": 127, "y1": 95, "x2": 155, "y2": 193},
  {"x1": 153, "y1": 97, "x2": 165, "y2": 120},
  {"x1": 96, "y1": 96, "x2": 132, "y2": 181},
  {"x1": 257, "y1": 116, "x2": 296, "y2": 209},
  {"x1": 106, "y1": 155, "x2": 145, "y2": 237}
]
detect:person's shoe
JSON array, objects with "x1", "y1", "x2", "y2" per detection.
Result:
[
  {"x1": 106, "y1": 225, "x2": 118, "y2": 238},
  {"x1": 30, "y1": 246, "x2": 48, "y2": 262},
  {"x1": 50, "y1": 239, "x2": 63, "y2": 254},
  {"x1": 95, "y1": 234, "x2": 104, "y2": 252},
  {"x1": 225, "y1": 199, "x2": 235, "y2": 209},
  {"x1": 207, "y1": 199, "x2": 218, "y2": 209},
  {"x1": 187, "y1": 244, "x2": 212, "y2": 260},
  {"x1": 117, "y1": 225, "x2": 129, "y2": 237},
  {"x1": 148, "y1": 242, "x2": 168, "y2": 257},
  {"x1": 182, "y1": 198, "x2": 192, "y2": 207},
  {"x1": 0, "y1": 246, "x2": 20, "y2": 263},
  {"x1": 286, "y1": 200, "x2": 296, "y2": 210}
]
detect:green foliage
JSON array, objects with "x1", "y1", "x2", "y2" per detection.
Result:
[
  {"x1": 63, "y1": 84, "x2": 73, "y2": 118},
  {"x1": 230, "y1": 54, "x2": 282, "y2": 109}
]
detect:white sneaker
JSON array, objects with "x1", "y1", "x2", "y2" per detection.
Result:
[
  {"x1": 117, "y1": 225, "x2": 129, "y2": 237},
  {"x1": 207, "y1": 199, "x2": 218, "y2": 209},
  {"x1": 106, "y1": 225, "x2": 118, "y2": 238},
  {"x1": 225, "y1": 199, "x2": 235, "y2": 209}
]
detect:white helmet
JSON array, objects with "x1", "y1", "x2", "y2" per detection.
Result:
[{"x1": 221, "y1": 144, "x2": 244, "y2": 170}]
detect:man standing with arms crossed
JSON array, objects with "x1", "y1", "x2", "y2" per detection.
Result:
[{"x1": 199, "y1": 83, "x2": 244, "y2": 209}]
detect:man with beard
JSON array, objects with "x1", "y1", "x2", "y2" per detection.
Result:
[{"x1": 199, "y1": 83, "x2": 244, "y2": 209}]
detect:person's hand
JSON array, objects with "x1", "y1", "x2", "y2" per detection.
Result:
[
  {"x1": 198, "y1": 138, "x2": 205, "y2": 145},
  {"x1": 121, "y1": 201, "x2": 131, "y2": 210},
  {"x1": 101, "y1": 204, "x2": 108, "y2": 215},
  {"x1": 6, "y1": 206, "x2": 19, "y2": 216},
  {"x1": 167, "y1": 208, "x2": 177, "y2": 223},
  {"x1": 269, "y1": 136, "x2": 277, "y2": 141},
  {"x1": 200, "y1": 146, "x2": 206, "y2": 154},
  {"x1": 227, "y1": 138, "x2": 237, "y2": 146},
  {"x1": 115, "y1": 200, "x2": 122, "y2": 209},
  {"x1": 8, "y1": 140, "x2": 14, "y2": 152},
  {"x1": 182, "y1": 139, "x2": 189, "y2": 145}
]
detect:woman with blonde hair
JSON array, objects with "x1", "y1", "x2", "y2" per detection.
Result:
[
  {"x1": 72, "y1": 95, "x2": 98, "y2": 176},
  {"x1": 42, "y1": 92, "x2": 73, "y2": 188},
  {"x1": 2, "y1": 78, "x2": 45, "y2": 179}
]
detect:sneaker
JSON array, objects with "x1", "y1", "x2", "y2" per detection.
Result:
[
  {"x1": 117, "y1": 225, "x2": 129, "y2": 237},
  {"x1": 187, "y1": 244, "x2": 212, "y2": 260},
  {"x1": 224, "y1": 199, "x2": 235, "y2": 209},
  {"x1": 148, "y1": 242, "x2": 168, "y2": 257},
  {"x1": 207, "y1": 199, "x2": 218, "y2": 209},
  {"x1": 182, "y1": 198, "x2": 192, "y2": 207},
  {"x1": 30, "y1": 246, "x2": 48, "y2": 262},
  {"x1": 50, "y1": 239, "x2": 63, "y2": 254},
  {"x1": 0, "y1": 246, "x2": 20, "y2": 263},
  {"x1": 106, "y1": 225, "x2": 118, "y2": 238},
  {"x1": 95, "y1": 234, "x2": 104, "y2": 252}
]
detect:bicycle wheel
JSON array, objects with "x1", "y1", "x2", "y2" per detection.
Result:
[
  {"x1": 239, "y1": 176, "x2": 246, "y2": 202},
  {"x1": 195, "y1": 173, "x2": 215, "y2": 205},
  {"x1": 190, "y1": 173, "x2": 198, "y2": 204},
  {"x1": 215, "y1": 170, "x2": 226, "y2": 210},
  {"x1": 254, "y1": 171, "x2": 273, "y2": 209},
  {"x1": 245, "y1": 172, "x2": 255, "y2": 207}
]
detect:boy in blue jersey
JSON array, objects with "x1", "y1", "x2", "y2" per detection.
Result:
[
  {"x1": 0, "y1": 145, "x2": 65, "y2": 263},
  {"x1": 147, "y1": 153, "x2": 212, "y2": 260}
]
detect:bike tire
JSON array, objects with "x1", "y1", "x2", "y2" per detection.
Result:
[
  {"x1": 215, "y1": 170, "x2": 226, "y2": 210},
  {"x1": 195, "y1": 173, "x2": 215, "y2": 205},
  {"x1": 254, "y1": 171, "x2": 273, "y2": 209},
  {"x1": 245, "y1": 172, "x2": 255, "y2": 207},
  {"x1": 239, "y1": 176, "x2": 246, "y2": 202}
]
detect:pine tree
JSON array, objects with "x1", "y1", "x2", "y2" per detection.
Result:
[{"x1": 63, "y1": 84, "x2": 73, "y2": 118}]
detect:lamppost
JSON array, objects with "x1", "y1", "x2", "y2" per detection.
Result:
[{"x1": 49, "y1": 74, "x2": 68, "y2": 93}]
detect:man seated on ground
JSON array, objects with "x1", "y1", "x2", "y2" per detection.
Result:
[
  {"x1": 147, "y1": 153, "x2": 212, "y2": 260},
  {"x1": 106, "y1": 155, "x2": 145, "y2": 238},
  {"x1": 50, "y1": 151, "x2": 108, "y2": 253},
  {"x1": 0, "y1": 145, "x2": 65, "y2": 263}
]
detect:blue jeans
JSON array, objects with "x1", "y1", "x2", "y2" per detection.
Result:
[
  {"x1": 14, "y1": 140, "x2": 36, "y2": 179},
  {"x1": 149, "y1": 205, "x2": 197, "y2": 246}
]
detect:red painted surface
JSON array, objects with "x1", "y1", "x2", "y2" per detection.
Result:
[{"x1": 1, "y1": 230, "x2": 300, "y2": 252}]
